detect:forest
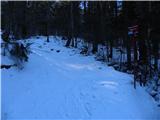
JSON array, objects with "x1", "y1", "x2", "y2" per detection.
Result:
[
  {"x1": 1, "y1": 1, "x2": 160, "y2": 119},
  {"x1": 2, "y1": 1, "x2": 160, "y2": 89}
]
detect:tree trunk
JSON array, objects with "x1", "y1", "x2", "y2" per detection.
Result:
[
  {"x1": 46, "y1": 3, "x2": 49, "y2": 42},
  {"x1": 92, "y1": 41, "x2": 98, "y2": 54},
  {"x1": 65, "y1": 2, "x2": 74, "y2": 47},
  {"x1": 126, "y1": 35, "x2": 131, "y2": 69},
  {"x1": 134, "y1": 37, "x2": 138, "y2": 62}
]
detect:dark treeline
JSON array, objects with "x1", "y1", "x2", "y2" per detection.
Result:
[{"x1": 1, "y1": 1, "x2": 160, "y2": 88}]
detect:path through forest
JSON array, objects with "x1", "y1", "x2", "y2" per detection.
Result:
[{"x1": 2, "y1": 36, "x2": 160, "y2": 119}]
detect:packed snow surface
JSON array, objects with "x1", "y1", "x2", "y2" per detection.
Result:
[{"x1": 1, "y1": 36, "x2": 160, "y2": 119}]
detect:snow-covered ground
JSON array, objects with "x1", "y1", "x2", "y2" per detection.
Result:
[{"x1": 1, "y1": 36, "x2": 160, "y2": 119}]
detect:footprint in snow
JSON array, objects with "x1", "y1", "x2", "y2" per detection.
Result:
[
  {"x1": 9, "y1": 74, "x2": 13, "y2": 77},
  {"x1": 114, "y1": 91, "x2": 118, "y2": 94},
  {"x1": 2, "y1": 112, "x2": 8, "y2": 120},
  {"x1": 80, "y1": 92, "x2": 85, "y2": 98},
  {"x1": 65, "y1": 113, "x2": 69, "y2": 117},
  {"x1": 56, "y1": 50, "x2": 60, "y2": 53},
  {"x1": 92, "y1": 95, "x2": 96, "y2": 99},
  {"x1": 91, "y1": 85, "x2": 97, "y2": 90},
  {"x1": 84, "y1": 102, "x2": 92, "y2": 116},
  {"x1": 98, "y1": 67, "x2": 102, "y2": 69}
]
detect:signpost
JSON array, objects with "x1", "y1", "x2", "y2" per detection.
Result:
[
  {"x1": 128, "y1": 25, "x2": 139, "y2": 89},
  {"x1": 128, "y1": 25, "x2": 138, "y2": 37}
]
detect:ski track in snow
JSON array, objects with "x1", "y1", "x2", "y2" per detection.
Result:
[{"x1": 1, "y1": 36, "x2": 160, "y2": 119}]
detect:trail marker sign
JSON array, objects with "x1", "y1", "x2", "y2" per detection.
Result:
[{"x1": 128, "y1": 25, "x2": 138, "y2": 37}]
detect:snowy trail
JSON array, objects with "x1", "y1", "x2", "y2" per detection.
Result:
[{"x1": 2, "y1": 37, "x2": 160, "y2": 119}]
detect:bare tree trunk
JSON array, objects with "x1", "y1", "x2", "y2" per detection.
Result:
[
  {"x1": 126, "y1": 35, "x2": 131, "y2": 69},
  {"x1": 109, "y1": 39, "x2": 113, "y2": 60},
  {"x1": 106, "y1": 41, "x2": 109, "y2": 62},
  {"x1": 66, "y1": 2, "x2": 74, "y2": 47},
  {"x1": 75, "y1": 37, "x2": 77, "y2": 48},
  {"x1": 46, "y1": 3, "x2": 49, "y2": 42},
  {"x1": 65, "y1": 31, "x2": 72, "y2": 47},
  {"x1": 71, "y1": 2, "x2": 74, "y2": 47},
  {"x1": 134, "y1": 38, "x2": 138, "y2": 62},
  {"x1": 92, "y1": 40, "x2": 98, "y2": 54},
  {"x1": 147, "y1": 1, "x2": 152, "y2": 75}
]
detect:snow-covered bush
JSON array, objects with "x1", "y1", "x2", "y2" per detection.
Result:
[
  {"x1": 146, "y1": 71, "x2": 160, "y2": 105},
  {"x1": 80, "y1": 46, "x2": 88, "y2": 56},
  {"x1": 9, "y1": 42, "x2": 31, "y2": 69}
]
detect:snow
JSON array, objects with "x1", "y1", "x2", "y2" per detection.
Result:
[{"x1": 1, "y1": 36, "x2": 160, "y2": 119}]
